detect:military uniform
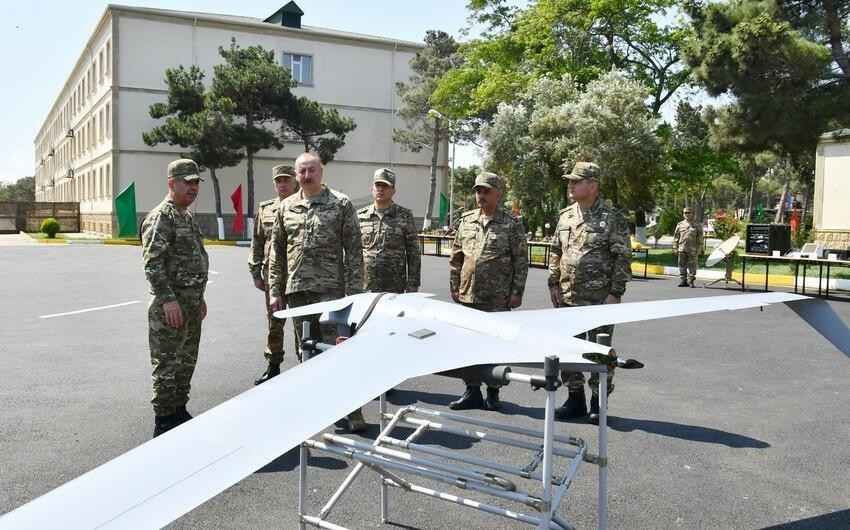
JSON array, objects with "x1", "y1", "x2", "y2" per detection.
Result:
[
  {"x1": 448, "y1": 173, "x2": 528, "y2": 410},
  {"x1": 268, "y1": 185, "x2": 364, "y2": 346},
  {"x1": 673, "y1": 216, "x2": 703, "y2": 285},
  {"x1": 142, "y1": 195, "x2": 208, "y2": 420},
  {"x1": 358, "y1": 202, "x2": 420, "y2": 293},
  {"x1": 549, "y1": 197, "x2": 632, "y2": 395},
  {"x1": 249, "y1": 196, "x2": 287, "y2": 363},
  {"x1": 449, "y1": 208, "x2": 528, "y2": 310}
]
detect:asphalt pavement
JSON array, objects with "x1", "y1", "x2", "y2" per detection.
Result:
[{"x1": 0, "y1": 245, "x2": 848, "y2": 529}]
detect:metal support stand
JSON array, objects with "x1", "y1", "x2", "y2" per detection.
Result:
[
  {"x1": 704, "y1": 255, "x2": 742, "y2": 288},
  {"x1": 296, "y1": 353, "x2": 615, "y2": 530}
]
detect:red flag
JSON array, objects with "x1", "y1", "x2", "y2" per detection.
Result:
[
  {"x1": 230, "y1": 184, "x2": 244, "y2": 235},
  {"x1": 513, "y1": 200, "x2": 520, "y2": 217},
  {"x1": 790, "y1": 209, "x2": 799, "y2": 232}
]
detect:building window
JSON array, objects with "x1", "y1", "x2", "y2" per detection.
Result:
[{"x1": 283, "y1": 53, "x2": 312, "y2": 85}]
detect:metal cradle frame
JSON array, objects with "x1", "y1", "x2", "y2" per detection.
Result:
[{"x1": 295, "y1": 333, "x2": 611, "y2": 530}]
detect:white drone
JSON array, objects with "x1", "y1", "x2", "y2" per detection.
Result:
[{"x1": 1, "y1": 291, "x2": 847, "y2": 529}]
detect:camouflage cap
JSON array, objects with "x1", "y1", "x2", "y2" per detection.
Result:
[
  {"x1": 373, "y1": 168, "x2": 396, "y2": 187},
  {"x1": 683, "y1": 206, "x2": 694, "y2": 213},
  {"x1": 563, "y1": 161, "x2": 600, "y2": 181},
  {"x1": 167, "y1": 158, "x2": 204, "y2": 182},
  {"x1": 273, "y1": 164, "x2": 295, "y2": 180},
  {"x1": 473, "y1": 172, "x2": 502, "y2": 190}
]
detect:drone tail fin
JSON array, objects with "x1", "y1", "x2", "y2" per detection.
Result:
[{"x1": 785, "y1": 298, "x2": 850, "y2": 358}]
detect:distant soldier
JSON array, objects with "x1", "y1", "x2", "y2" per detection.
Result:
[
  {"x1": 267, "y1": 152, "x2": 367, "y2": 432},
  {"x1": 672, "y1": 206, "x2": 703, "y2": 287},
  {"x1": 358, "y1": 168, "x2": 420, "y2": 294},
  {"x1": 141, "y1": 158, "x2": 209, "y2": 438},
  {"x1": 250, "y1": 164, "x2": 298, "y2": 385},
  {"x1": 548, "y1": 161, "x2": 631, "y2": 425},
  {"x1": 448, "y1": 172, "x2": 528, "y2": 411}
]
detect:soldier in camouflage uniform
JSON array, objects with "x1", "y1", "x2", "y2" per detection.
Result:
[
  {"x1": 141, "y1": 158, "x2": 209, "y2": 438},
  {"x1": 250, "y1": 164, "x2": 299, "y2": 385},
  {"x1": 548, "y1": 162, "x2": 631, "y2": 425},
  {"x1": 448, "y1": 172, "x2": 528, "y2": 411},
  {"x1": 672, "y1": 206, "x2": 703, "y2": 287},
  {"x1": 358, "y1": 168, "x2": 421, "y2": 294},
  {"x1": 268, "y1": 152, "x2": 367, "y2": 432}
]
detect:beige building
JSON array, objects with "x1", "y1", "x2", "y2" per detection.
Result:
[
  {"x1": 813, "y1": 129, "x2": 850, "y2": 248},
  {"x1": 33, "y1": 3, "x2": 447, "y2": 237}
]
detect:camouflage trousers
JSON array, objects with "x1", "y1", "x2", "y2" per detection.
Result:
[
  {"x1": 460, "y1": 301, "x2": 508, "y2": 388},
  {"x1": 286, "y1": 290, "x2": 345, "y2": 355},
  {"x1": 678, "y1": 251, "x2": 698, "y2": 282},
  {"x1": 149, "y1": 289, "x2": 203, "y2": 416},
  {"x1": 561, "y1": 321, "x2": 615, "y2": 397},
  {"x1": 263, "y1": 279, "x2": 286, "y2": 364}
]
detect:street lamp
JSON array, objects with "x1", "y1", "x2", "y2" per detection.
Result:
[{"x1": 428, "y1": 109, "x2": 455, "y2": 227}]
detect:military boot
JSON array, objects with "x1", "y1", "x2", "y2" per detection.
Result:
[
  {"x1": 588, "y1": 394, "x2": 607, "y2": 425},
  {"x1": 153, "y1": 414, "x2": 181, "y2": 438},
  {"x1": 449, "y1": 386, "x2": 485, "y2": 410},
  {"x1": 483, "y1": 387, "x2": 501, "y2": 411},
  {"x1": 689, "y1": 279, "x2": 695, "y2": 288},
  {"x1": 176, "y1": 405, "x2": 193, "y2": 424},
  {"x1": 678, "y1": 279, "x2": 688, "y2": 287},
  {"x1": 254, "y1": 362, "x2": 281, "y2": 386},
  {"x1": 554, "y1": 389, "x2": 587, "y2": 420},
  {"x1": 347, "y1": 408, "x2": 367, "y2": 433}
]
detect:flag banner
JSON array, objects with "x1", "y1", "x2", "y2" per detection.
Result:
[
  {"x1": 439, "y1": 193, "x2": 449, "y2": 224},
  {"x1": 513, "y1": 200, "x2": 520, "y2": 217},
  {"x1": 790, "y1": 209, "x2": 799, "y2": 232},
  {"x1": 114, "y1": 182, "x2": 137, "y2": 238},
  {"x1": 231, "y1": 184, "x2": 244, "y2": 235}
]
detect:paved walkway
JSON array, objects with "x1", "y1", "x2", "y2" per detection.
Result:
[{"x1": 0, "y1": 233, "x2": 35, "y2": 245}]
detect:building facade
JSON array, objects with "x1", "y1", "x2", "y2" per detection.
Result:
[
  {"x1": 33, "y1": 3, "x2": 448, "y2": 237},
  {"x1": 813, "y1": 129, "x2": 850, "y2": 249}
]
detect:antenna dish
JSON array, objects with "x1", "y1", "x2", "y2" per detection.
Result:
[{"x1": 705, "y1": 235, "x2": 740, "y2": 267}]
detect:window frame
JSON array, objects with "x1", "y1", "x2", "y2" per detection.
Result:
[{"x1": 282, "y1": 52, "x2": 314, "y2": 86}]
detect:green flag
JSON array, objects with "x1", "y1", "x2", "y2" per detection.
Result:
[
  {"x1": 755, "y1": 203, "x2": 765, "y2": 223},
  {"x1": 114, "y1": 182, "x2": 137, "y2": 238},
  {"x1": 439, "y1": 193, "x2": 449, "y2": 225}
]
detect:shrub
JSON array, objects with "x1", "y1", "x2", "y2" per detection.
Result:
[
  {"x1": 40, "y1": 217, "x2": 61, "y2": 238},
  {"x1": 654, "y1": 209, "x2": 680, "y2": 238},
  {"x1": 712, "y1": 209, "x2": 742, "y2": 241}
]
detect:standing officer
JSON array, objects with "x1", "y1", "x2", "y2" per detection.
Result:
[
  {"x1": 267, "y1": 152, "x2": 366, "y2": 432},
  {"x1": 448, "y1": 172, "x2": 528, "y2": 411},
  {"x1": 250, "y1": 164, "x2": 298, "y2": 385},
  {"x1": 673, "y1": 206, "x2": 703, "y2": 287},
  {"x1": 548, "y1": 161, "x2": 631, "y2": 425},
  {"x1": 358, "y1": 168, "x2": 421, "y2": 294},
  {"x1": 141, "y1": 158, "x2": 209, "y2": 438}
]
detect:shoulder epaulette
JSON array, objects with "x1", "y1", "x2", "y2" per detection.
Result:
[
  {"x1": 460, "y1": 210, "x2": 476, "y2": 218},
  {"x1": 259, "y1": 199, "x2": 275, "y2": 207}
]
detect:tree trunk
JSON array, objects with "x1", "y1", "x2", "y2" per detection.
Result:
[
  {"x1": 246, "y1": 116, "x2": 256, "y2": 222},
  {"x1": 746, "y1": 173, "x2": 756, "y2": 221},
  {"x1": 634, "y1": 209, "x2": 647, "y2": 244},
  {"x1": 423, "y1": 118, "x2": 440, "y2": 230},
  {"x1": 209, "y1": 167, "x2": 225, "y2": 240}
]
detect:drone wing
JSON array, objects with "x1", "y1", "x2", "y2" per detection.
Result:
[{"x1": 0, "y1": 307, "x2": 606, "y2": 530}]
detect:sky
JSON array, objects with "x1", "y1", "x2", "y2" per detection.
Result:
[{"x1": 0, "y1": 0, "x2": 496, "y2": 183}]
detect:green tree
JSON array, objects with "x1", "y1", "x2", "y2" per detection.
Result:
[
  {"x1": 562, "y1": 70, "x2": 665, "y2": 217},
  {"x1": 659, "y1": 101, "x2": 739, "y2": 219},
  {"x1": 683, "y1": 0, "x2": 850, "y2": 157},
  {"x1": 143, "y1": 65, "x2": 243, "y2": 238},
  {"x1": 212, "y1": 39, "x2": 297, "y2": 223},
  {"x1": 481, "y1": 75, "x2": 580, "y2": 235},
  {"x1": 281, "y1": 97, "x2": 356, "y2": 164},
  {"x1": 0, "y1": 176, "x2": 35, "y2": 202},
  {"x1": 434, "y1": 0, "x2": 690, "y2": 119},
  {"x1": 394, "y1": 30, "x2": 461, "y2": 229}
]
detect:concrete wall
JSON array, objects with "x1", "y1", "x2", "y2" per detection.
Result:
[{"x1": 814, "y1": 134, "x2": 850, "y2": 248}]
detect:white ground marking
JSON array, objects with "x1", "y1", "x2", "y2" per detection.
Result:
[{"x1": 39, "y1": 300, "x2": 142, "y2": 319}]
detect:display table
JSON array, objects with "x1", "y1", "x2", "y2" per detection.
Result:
[{"x1": 741, "y1": 253, "x2": 850, "y2": 297}]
